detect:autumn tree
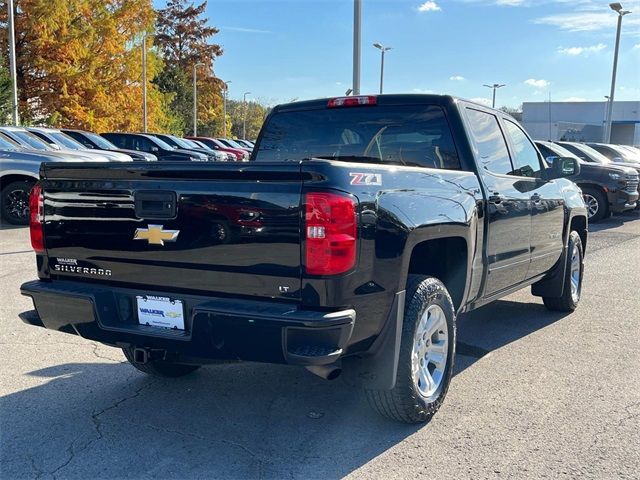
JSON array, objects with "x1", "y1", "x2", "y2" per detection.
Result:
[
  {"x1": 154, "y1": 0, "x2": 225, "y2": 135},
  {"x1": 0, "y1": 0, "x2": 178, "y2": 131}
]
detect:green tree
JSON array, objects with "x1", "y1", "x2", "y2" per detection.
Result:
[
  {"x1": 226, "y1": 99, "x2": 269, "y2": 140},
  {"x1": 0, "y1": 58, "x2": 11, "y2": 123},
  {"x1": 154, "y1": 0, "x2": 225, "y2": 135}
]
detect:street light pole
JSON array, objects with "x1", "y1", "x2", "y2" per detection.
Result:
[
  {"x1": 7, "y1": 0, "x2": 19, "y2": 125},
  {"x1": 483, "y1": 83, "x2": 506, "y2": 109},
  {"x1": 605, "y1": 3, "x2": 631, "y2": 144},
  {"x1": 223, "y1": 81, "x2": 231, "y2": 137},
  {"x1": 193, "y1": 62, "x2": 204, "y2": 136},
  {"x1": 352, "y1": 0, "x2": 361, "y2": 96},
  {"x1": 603, "y1": 95, "x2": 610, "y2": 142},
  {"x1": 242, "y1": 91, "x2": 251, "y2": 140},
  {"x1": 142, "y1": 33, "x2": 148, "y2": 132},
  {"x1": 373, "y1": 43, "x2": 392, "y2": 94}
]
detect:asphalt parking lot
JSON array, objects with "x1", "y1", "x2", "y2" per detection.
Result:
[{"x1": 1, "y1": 213, "x2": 639, "y2": 480}]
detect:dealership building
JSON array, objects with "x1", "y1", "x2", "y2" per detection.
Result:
[{"x1": 522, "y1": 101, "x2": 640, "y2": 146}]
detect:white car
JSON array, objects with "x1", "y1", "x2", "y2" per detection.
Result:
[
  {"x1": 0, "y1": 126, "x2": 111, "y2": 162},
  {"x1": 27, "y1": 127, "x2": 132, "y2": 162}
]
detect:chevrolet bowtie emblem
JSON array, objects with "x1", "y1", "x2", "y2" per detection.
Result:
[{"x1": 134, "y1": 225, "x2": 180, "y2": 246}]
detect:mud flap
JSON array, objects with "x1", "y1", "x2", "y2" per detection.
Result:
[
  {"x1": 531, "y1": 246, "x2": 568, "y2": 298},
  {"x1": 342, "y1": 290, "x2": 405, "y2": 390}
]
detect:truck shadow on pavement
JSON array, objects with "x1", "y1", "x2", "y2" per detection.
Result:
[{"x1": 2, "y1": 298, "x2": 570, "y2": 479}]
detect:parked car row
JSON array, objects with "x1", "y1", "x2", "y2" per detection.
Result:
[
  {"x1": 535, "y1": 141, "x2": 640, "y2": 221},
  {"x1": 0, "y1": 124, "x2": 255, "y2": 225}
]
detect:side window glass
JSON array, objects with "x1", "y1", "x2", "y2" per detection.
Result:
[
  {"x1": 465, "y1": 108, "x2": 514, "y2": 175},
  {"x1": 31, "y1": 131, "x2": 51, "y2": 144},
  {"x1": 536, "y1": 144, "x2": 555, "y2": 161},
  {"x1": 131, "y1": 137, "x2": 143, "y2": 151},
  {"x1": 504, "y1": 120, "x2": 543, "y2": 178}
]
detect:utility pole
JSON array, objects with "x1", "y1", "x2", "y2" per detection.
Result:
[
  {"x1": 8, "y1": 0, "x2": 19, "y2": 125},
  {"x1": 223, "y1": 81, "x2": 231, "y2": 137},
  {"x1": 548, "y1": 91, "x2": 552, "y2": 141},
  {"x1": 352, "y1": 0, "x2": 361, "y2": 95},
  {"x1": 142, "y1": 33, "x2": 147, "y2": 132},
  {"x1": 483, "y1": 83, "x2": 506, "y2": 109},
  {"x1": 242, "y1": 91, "x2": 251, "y2": 139},
  {"x1": 373, "y1": 43, "x2": 392, "y2": 94},
  {"x1": 193, "y1": 63, "x2": 204, "y2": 136},
  {"x1": 605, "y1": 3, "x2": 631, "y2": 143},
  {"x1": 603, "y1": 96, "x2": 610, "y2": 142}
]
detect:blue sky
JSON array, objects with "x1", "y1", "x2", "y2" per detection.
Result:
[{"x1": 171, "y1": 0, "x2": 640, "y2": 107}]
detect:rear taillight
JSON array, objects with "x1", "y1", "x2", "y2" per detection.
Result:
[
  {"x1": 29, "y1": 184, "x2": 44, "y2": 253},
  {"x1": 304, "y1": 192, "x2": 357, "y2": 275},
  {"x1": 327, "y1": 95, "x2": 377, "y2": 108}
]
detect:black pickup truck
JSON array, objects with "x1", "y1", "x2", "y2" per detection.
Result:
[{"x1": 20, "y1": 95, "x2": 588, "y2": 423}]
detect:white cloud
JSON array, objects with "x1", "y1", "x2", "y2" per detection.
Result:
[
  {"x1": 563, "y1": 97, "x2": 587, "y2": 102},
  {"x1": 418, "y1": 1, "x2": 441, "y2": 12},
  {"x1": 495, "y1": 0, "x2": 525, "y2": 5},
  {"x1": 533, "y1": 11, "x2": 640, "y2": 32},
  {"x1": 525, "y1": 78, "x2": 550, "y2": 88},
  {"x1": 558, "y1": 43, "x2": 606, "y2": 56},
  {"x1": 470, "y1": 97, "x2": 492, "y2": 106},
  {"x1": 221, "y1": 26, "x2": 273, "y2": 34},
  {"x1": 450, "y1": 75, "x2": 465, "y2": 81},
  {"x1": 634, "y1": 44, "x2": 640, "y2": 50},
  {"x1": 412, "y1": 88, "x2": 436, "y2": 94}
]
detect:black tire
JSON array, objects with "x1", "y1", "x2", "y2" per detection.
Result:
[
  {"x1": 365, "y1": 275, "x2": 456, "y2": 423},
  {"x1": 1, "y1": 179, "x2": 35, "y2": 225},
  {"x1": 543, "y1": 231, "x2": 584, "y2": 312},
  {"x1": 122, "y1": 347, "x2": 201, "y2": 378},
  {"x1": 581, "y1": 187, "x2": 608, "y2": 222}
]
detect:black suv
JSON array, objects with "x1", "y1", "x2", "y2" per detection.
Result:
[
  {"x1": 63, "y1": 129, "x2": 157, "y2": 161},
  {"x1": 101, "y1": 133, "x2": 207, "y2": 162},
  {"x1": 536, "y1": 141, "x2": 638, "y2": 221},
  {"x1": 147, "y1": 133, "x2": 219, "y2": 162}
]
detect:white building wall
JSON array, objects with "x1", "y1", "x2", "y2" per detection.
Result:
[{"x1": 522, "y1": 101, "x2": 640, "y2": 145}]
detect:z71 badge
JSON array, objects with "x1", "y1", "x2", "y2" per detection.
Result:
[{"x1": 349, "y1": 172, "x2": 382, "y2": 186}]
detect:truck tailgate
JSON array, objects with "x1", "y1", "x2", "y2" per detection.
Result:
[{"x1": 40, "y1": 162, "x2": 304, "y2": 300}]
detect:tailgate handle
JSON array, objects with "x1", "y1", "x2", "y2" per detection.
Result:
[{"x1": 134, "y1": 191, "x2": 177, "y2": 219}]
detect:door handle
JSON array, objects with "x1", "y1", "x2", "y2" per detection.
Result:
[{"x1": 488, "y1": 193, "x2": 505, "y2": 204}]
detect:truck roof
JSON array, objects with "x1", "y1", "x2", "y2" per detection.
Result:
[{"x1": 271, "y1": 94, "x2": 490, "y2": 113}]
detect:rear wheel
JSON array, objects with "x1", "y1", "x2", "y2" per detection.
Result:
[
  {"x1": 1, "y1": 180, "x2": 35, "y2": 225},
  {"x1": 581, "y1": 187, "x2": 608, "y2": 222},
  {"x1": 122, "y1": 347, "x2": 201, "y2": 377},
  {"x1": 365, "y1": 275, "x2": 456, "y2": 423},
  {"x1": 543, "y1": 231, "x2": 584, "y2": 312}
]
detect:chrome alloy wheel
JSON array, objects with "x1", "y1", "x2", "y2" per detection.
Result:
[
  {"x1": 569, "y1": 242, "x2": 582, "y2": 303},
  {"x1": 411, "y1": 304, "x2": 449, "y2": 400},
  {"x1": 582, "y1": 193, "x2": 599, "y2": 219}
]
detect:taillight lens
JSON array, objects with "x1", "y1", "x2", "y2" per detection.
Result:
[
  {"x1": 29, "y1": 184, "x2": 44, "y2": 253},
  {"x1": 304, "y1": 192, "x2": 357, "y2": 275},
  {"x1": 327, "y1": 96, "x2": 377, "y2": 108}
]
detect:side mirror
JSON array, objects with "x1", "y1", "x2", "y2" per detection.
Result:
[
  {"x1": 50, "y1": 143, "x2": 61, "y2": 150},
  {"x1": 549, "y1": 156, "x2": 580, "y2": 178},
  {"x1": 150, "y1": 146, "x2": 159, "y2": 153}
]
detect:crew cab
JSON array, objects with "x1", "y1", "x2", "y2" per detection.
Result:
[{"x1": 19, "y1": 95, "x2": 588, "y2": 423}]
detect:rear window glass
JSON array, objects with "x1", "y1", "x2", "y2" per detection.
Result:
[{"x1": 254, "y1": 104, "x2": 461, "y2": 170}]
